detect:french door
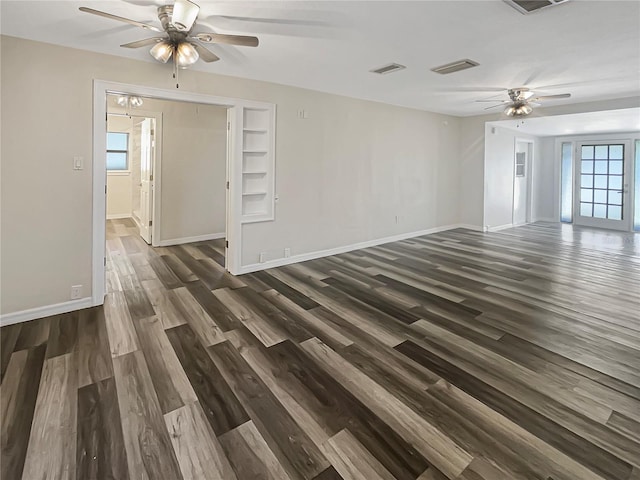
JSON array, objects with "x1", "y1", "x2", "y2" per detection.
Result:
[{"x1": 574, "y1": 141, "x2": 631, "y2": 231}]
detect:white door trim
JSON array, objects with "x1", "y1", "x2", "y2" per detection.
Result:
[{"x1": 92, "y1": 80, "x2": 274, "y2": 306}]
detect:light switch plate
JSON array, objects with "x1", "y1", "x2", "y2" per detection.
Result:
[{"x1": 73, "y1": 155, "x2": 84, "y2": 170}]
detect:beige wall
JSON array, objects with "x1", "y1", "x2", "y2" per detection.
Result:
[
  {"x1": 142, "y1": 98, "x2": 227, "y2": 242},
  {"x1": 0, "y1": 35, "x2": 464, "y2": 315}
]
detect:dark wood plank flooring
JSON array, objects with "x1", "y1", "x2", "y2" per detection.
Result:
[{"x1": 2, "y1": 218, "x2": 639, "y2": 480}]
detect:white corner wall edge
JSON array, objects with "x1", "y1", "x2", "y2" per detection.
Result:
[
  {"x1": 237, "y1": 223, "x2": 482, "y2": 275},
  {"x1": 0, "y1": 297, "x2": 93, "y2": 327},
  {"x1": 157, "y1": 232, "x2": 226, "y2": 247}
]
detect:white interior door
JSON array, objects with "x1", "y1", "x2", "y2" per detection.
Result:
[
  {"x1": 139, "y1": 118, "x2": 154, "y2": 243},
  {"x1": 574, "y1": 141, "x2": 631, "y2": 231},
  {"x1": 513, "y1": 141, "x2": 530, "y2": 226}
]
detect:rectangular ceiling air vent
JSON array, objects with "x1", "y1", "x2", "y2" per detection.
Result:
[
  {"x1": 504, "y1": 0, "x2": 570, "y2": 14},
  {"x1": 431, "y1": 59, "x2": 479, "y2": 75},
  {"x1": 370, "y1": 63, "x2": 406, "y2": 75}
]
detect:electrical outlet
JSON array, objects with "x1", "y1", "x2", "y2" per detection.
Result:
[
  {"x1": 284, "y1": 248, "x2": 291, "y2": 258},
  {"x1": 71, "y1": 285, "x2": 83, "y2": 300},
  {"x1": 259, "y1": 252, "x2": 266, "y2": 263}
]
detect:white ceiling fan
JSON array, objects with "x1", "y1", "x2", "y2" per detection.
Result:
[
  {"x1": 477, "y1": 88, "x2": 571, "y2": 116},
  {"x1": 80, "y1": 0, "x2": 259, "y2": 86}
]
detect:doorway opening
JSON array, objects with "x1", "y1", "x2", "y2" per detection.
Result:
[
  {"x1": 92, "y1": 80, "x2": 277, "y2": 307},
  {"x1": 512, "y1": 139, "x2": 533, "y2": 226}
]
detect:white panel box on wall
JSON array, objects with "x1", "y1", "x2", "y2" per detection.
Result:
[{"x1": 240, "y1": 106, "x2": 276, "y2": 223}]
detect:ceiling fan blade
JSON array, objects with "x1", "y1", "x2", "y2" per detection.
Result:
[
  {"x1": 121, "y1": 37, "x2": 165, "y2": 48},
  {"x1": 191, "y1": 43, "x2": 220, "y2": 62},
  {"x1": 195, "y1": 32, "x2": 259, "y2": 47},
  {"x1": 172, "y1": 0, "x2": 200, "y2": 31},
  {"x1": 532, "y1": 93, "x2": 572, "y2": 101},
  {"x1": 476, "y1": 99, "x2": 508, "y2": 103},
  {"x1": 484, "y1": 104, "x2": 506, "y2": 111},
  {"x1": 79, "y1": 7, "x2": 162, "y2": 32}
]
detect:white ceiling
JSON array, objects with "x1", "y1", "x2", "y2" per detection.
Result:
[{"x1": 2, "y1": 0, "x2": 639, "y2": 116}]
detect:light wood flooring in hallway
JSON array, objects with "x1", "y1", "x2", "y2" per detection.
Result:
[{"x1": 2, "y1": 218, "x2": 639, "y2": 480}]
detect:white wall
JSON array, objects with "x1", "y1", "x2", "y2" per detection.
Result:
[
  {"x1": 483, "y1": 125, "x2": 539, "y2": 230},
  {"x1": 106, "y1": 114, "x2": 133, "y2": 218},
  {"x1": 534, "y1": 137, "x2": 558, "y2": 222},
  {"x1": 0, "y1": 36, "x2": 461, "y2": 315}
]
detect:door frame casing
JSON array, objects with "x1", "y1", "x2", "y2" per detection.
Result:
[{"x1": 92, "y1": 80, "x2": 274, "y2": 306}]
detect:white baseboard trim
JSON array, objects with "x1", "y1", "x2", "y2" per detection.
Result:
[
  {"x1": 237, "y1": 224, "x2": 465, "y2": 275},
  {"x1": 533, "y1": 217, "x2": 558, "y2": 223},
  {"x1": 487, "y1": 223, "x2": 514, "y2": 232},
  {"x1": 0, "y1": 297, "x2": 94, "y2": 327},
  {"x1": 456, "y1": 224, "x2": 484, "y2": 232},
  {"x1": 157, "y1": 232, "x2": 225, "y2": 247},
  {"x1": 107, "y1": 213, "x2": 133, "y2": 220}
]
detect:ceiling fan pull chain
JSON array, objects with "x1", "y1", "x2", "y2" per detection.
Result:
[{"x1": 173, "y1": 50, "x2": 179, "y2": 89}]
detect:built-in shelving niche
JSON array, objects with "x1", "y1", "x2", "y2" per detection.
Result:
[{"x1": 240, "y1": 106, "x2": 275, "y2": 222}]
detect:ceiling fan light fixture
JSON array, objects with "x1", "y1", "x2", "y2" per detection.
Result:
[
  {"x1": 505, "y1": 103, "x2": 533, "y2": 116},
  {"x1": 176, "y1": 42, "x2": 199, "y2": 67},
  {"x1": 150, "y1": 40, "x2": 173, "y2": 63},
  {"x1": 172, "y1": 0, "x2": 199, "y2": 31},
  {"x1": 115, "y1": 95, "x2": 144, "y2": 108}
]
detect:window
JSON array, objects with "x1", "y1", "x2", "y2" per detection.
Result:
[
  {"x1": 560, "y1": 142, "x2": 573, "y2": 222},
  {"x1": 579, "y1": 144, "x2": 624, "y2": 220},
  {"x1": 106, "y1": 132, "x2": 129, "y2": 171}
]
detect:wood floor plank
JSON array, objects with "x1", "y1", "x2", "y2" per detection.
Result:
[
  {"x1": 209, "y1": 340, "x2": 330, "y2": 479},
  {"x1": 323, "y1": 429, "x2": 396, "y2": 480},
  {"x1": 21, "y1": 352, "x2": 77, "y2": 480},
  {"x1": 396, "y1": 340, "x2": 634, "y2": 480},
  {"x1": 1, "y1": 345, "x2": 46, "y2": 480},
  {"x1": 185, "y1": 280, "x2": 242, "y2": 331},
  {"x1": 76, "y1": 377, "x2": 129, "y2": 480},
  {"x1": 13, "y1": 317, "x2": 50, "y2": 351},
  {"x1": 212, "y1": 287, "x2": 288, "y2": 347},
  {"x1": 46, "y1": 311, "x2": 79, "y2": 359},
  {"x1": 76, "y1": 307, "x2": 113, "y2": 388},
  {"x1": 166, "y1": 324, "x2": 250, "y2": 435},
  {"x1": 112, "y1": 350, "x2": 183, "y2": 480},
  {"x1": 263, "y1": 339, "x2": 432, "y2": 480},
  {"x1": 219, "y1": 420, "x2": 295, "y2": 480},
  {"x1": 141, "y1": 278, "x2": 187, "y2": 329},
  {"x1": 0, "y1": 323, "x2": 22, "y2": 382},
  {"x1": 300, "y1": 338, "x2": 473, "y2": 479},
  {"x1": 133, "y1": 316, "x2": 198, "y2": 414},
  {"x1": 169, "y1": 286, "x2": 227, "y2": 346},
  {"x1": 164, "y1": 401, "x2": 238, "y2": 480},
  {"x1": 103, "y1": 291, "x2": 140, "y2": 357}
]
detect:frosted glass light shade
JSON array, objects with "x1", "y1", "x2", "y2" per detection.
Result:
[
  {"x1": 176, "y1": 42, "x2": 199, "y2": 67},
  {"x1": 150, "y1": 41, "x2": 173, "y2": 63},
  {"x1": 172, "y1": 0, "x2": 199, "y2": 31}
]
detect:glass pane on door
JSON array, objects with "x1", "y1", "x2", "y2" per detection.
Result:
[{"x1": 578, "y1": 144, "x2": 624, "y2": 221}]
